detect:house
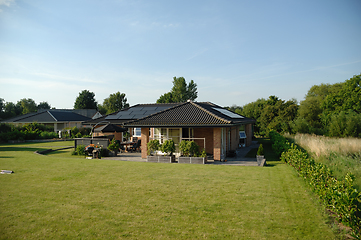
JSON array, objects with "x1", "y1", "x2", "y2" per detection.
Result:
[
  {"x1": 1, "y1": 109, "x2": 100, "y2": 132},
  {"x1": 84, "y1": 101, "x2": 255, "y2": 161}
]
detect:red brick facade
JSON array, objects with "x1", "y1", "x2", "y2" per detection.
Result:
[
  {"x1": 213, "y1": 128, "x2": 222, "y2": 160},
  {"x1": 193, "y1": 128, "x2": 214, "y2": 154},
  {"x1": 141, "y1": 128, "x2": 149, "y2": 159}
]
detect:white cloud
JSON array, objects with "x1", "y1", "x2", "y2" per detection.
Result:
[
  {"x1": 0, "y1": 0, "x2": 14, "y2": 7},
  {"x1": 0, "y1": 0, "x2": 14, "y2": 11}
]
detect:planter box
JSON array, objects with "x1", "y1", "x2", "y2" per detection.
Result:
[
  {"x1": 178, "y1": 156, "x2": 207, "y2": 164},
  {"x1": 256, "y1": 155, "x2": 266, "y2": 167},
  {"x1": 147, "y1": 155, "x2": 175, "y2": 163},
  {"x1": 147, "y1": 156, "x2": 158, "y2": 163},
  {"x1": 158, "y1": 155, "x2": 176, "y2": 163}
]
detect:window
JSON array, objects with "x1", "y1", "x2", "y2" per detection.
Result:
[{"x1": 133, "y1": 128, "x2": 141, "y2": 137}]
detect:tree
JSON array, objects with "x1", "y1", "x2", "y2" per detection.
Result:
[
  {"x1": 17, "y1": 98, "x2": 37, "y2": 114},
  {"x1": 322, "y1": 74, "x2": 361, "y2": 114},
  {"x1": 157, "y1": 76, "x2": 198, "y2": 103},
  {"x1": 74, "y1": 90, "x2": 97, "y2": 109},
  {"x1": 3, "y1": 102, "x2": 22, "y2": 119},
  {"x1": 294, "y1": 84, "x2": 334, "y2": 135},
  {"x1": 37, "y1": 101, "x2": 51, "y2": 110},
  {"x1": 0, "y1": 98, "x2": 4, "y2": 119},
  {"x1": 102, "y1": 92, "x2": 129, "y2": 114}
]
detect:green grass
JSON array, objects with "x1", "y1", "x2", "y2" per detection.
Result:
[{"x1": 0, "y1": 141, "x2": 342, "y2": 239}]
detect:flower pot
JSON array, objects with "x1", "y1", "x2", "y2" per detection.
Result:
[{"x1": 256, "y1": 155, "x2": 266, "y2": 166}]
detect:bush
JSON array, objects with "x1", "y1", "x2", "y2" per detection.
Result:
[
  {"x1": 39, "y1": 131, "x2": 58, "y2": 139},
  {"x1": 257, "y1": 144, "x2": 264, "y2": 155},
  {"x1": 75, "y1": 145, "x2": 86, "y2": 156},
  {"x1": 179, "y1": 140, "x2": 201, "y2": 157},
  {"x1": 160, "y1": 139, "x2": 175, "y2": 156},
  {"x1": 277, "y1": 133, "x2": 361, "y2": 238},
  {"x1": 269, "y1": 130, "x2": 290, "y2": 156},
  {"x1": 147, "y1": 139, "x2": 160, "y2": 155},
  {"x1": 107, "y1": 138, "x2": 120, "y2": 152}
]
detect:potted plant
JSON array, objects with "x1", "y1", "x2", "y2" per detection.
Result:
[
  {"x1": 158, "y1": 139, "x2": 176, "y2": 163},
  {"x1": 256, "y1": 144, "x2": 266, "y2": 166},
  {"x1": 179, "y1": 140, "x2": 190, "y2": 156},
  {"x1": 107, "y1": 138, "x2": 120, "y2": 157},
  {"x1": 178, "y1": 141, "x2": 207, "y2": 164},
  {"x1": 147, "y1": 139, "x2": 160, "y2": 162}
]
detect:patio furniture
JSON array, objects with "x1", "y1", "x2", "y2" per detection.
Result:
[{"x1": 129, "y1": 140, "x2": 141, "y2": 152}]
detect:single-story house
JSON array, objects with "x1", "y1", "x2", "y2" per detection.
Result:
[
  {"x1": 84, "y1": 101, "x2": 255, "y2": 161},
  {"x1": 1, "y1": 109, "x2": 100, "y2": 132}
]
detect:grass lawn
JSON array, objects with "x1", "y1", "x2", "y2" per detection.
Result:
[{"x1": 0, "y1": 140, "x2": 341, "y2": 239}]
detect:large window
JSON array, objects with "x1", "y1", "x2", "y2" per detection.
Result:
[{"x1": 133, "y1": 128, "x2": 141, "y2": 137}]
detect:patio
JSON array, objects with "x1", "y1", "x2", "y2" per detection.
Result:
[{"x1": 102, "y1": 141, "x2": 261, "y2": 166}]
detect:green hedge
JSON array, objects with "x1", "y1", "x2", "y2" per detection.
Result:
[
  {"x1": 0, "y1": 123, "x2": 89, "y2": 142},
  {"x1": 270, "y1": 131, "x2": 361, "y2": 238}
]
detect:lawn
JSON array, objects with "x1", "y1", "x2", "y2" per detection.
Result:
[{"x1": 0, "y1": 141, "x2": 341, "y2": 239}]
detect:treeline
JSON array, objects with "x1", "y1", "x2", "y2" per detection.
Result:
[
  {"x1": 230, "y1": 74, "x2": 361, "y2": 137},
  {"x1": 0, "y1": 123, "x2": 91, "y2": 142},
  {"x1": 0, "y1": 90, "x2": 130, "y2": 120},
  {"x1": 0, "y1": 98, "x2": 51, "y2": 120}
]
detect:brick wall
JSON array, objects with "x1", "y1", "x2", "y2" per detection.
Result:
[
  {"x1": 213, "y1": 128, "x2": 221, "y2": 160},
  {"x1": 230, "y1": 126, "x2": 239, "y2": 151},
  {"x1": 141, "y1": 128, "x2": 149, "y2": 159},
  {"x1": 193, "y1": 128, "x2": 214, "y2": 154}
]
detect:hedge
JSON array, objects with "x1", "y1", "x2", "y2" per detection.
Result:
[{"x1": 269, "y1": 131, "x2": 361, "y2": 238}]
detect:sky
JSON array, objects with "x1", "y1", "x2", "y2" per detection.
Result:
[{"x1": 0, "y1": 0, "x2": 360, "y2": 109}]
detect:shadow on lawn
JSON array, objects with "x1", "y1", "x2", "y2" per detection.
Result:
[{"x1": 0, "y1": 146, "x2": 45, "y2": 152}]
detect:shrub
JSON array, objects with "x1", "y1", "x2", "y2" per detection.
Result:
[
  {"x1": 257, "y1": 144, "x2": 264, "y2": 156},
  {"x1": 278, "y1": 135, "x2": 361, "y2": 237},
  {"x1": 107, "y1": 138, "x2": 120, "y2": 152},
  {"x1": 39, "y1": 131, "x2": 58, "y2": 139},
  {"x1": 75, "y1": 145, "x2": 86, "y2": 156},
  {"x1": 179, "y1": 140, "x2": 190, "y2": 156},
  {"x1": 179, "y1": 140, "x2": 201, "y2": 157},
  {"x1": 160, "y1": 139, "x2": 175, "y2": 156},
  {"x1": 269, "y1": 130, "x2": 290, "y2": 156},
  {"x1": 147, "y1": 139, "x2": 160, "y2": 155}
]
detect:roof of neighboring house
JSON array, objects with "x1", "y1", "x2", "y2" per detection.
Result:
[
  {"x1": 82, "y1": 103, "x2": 181, "y2": 125},
  {"x1": 1, "y1": 110, "x2": 91, "y2": 123},
  {"x1": 123, "y1": 101, "x2": 255, "y2": 128}
]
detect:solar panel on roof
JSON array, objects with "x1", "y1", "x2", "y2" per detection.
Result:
[
  {"x1": 142, "y1": 107, "x2": 157, "y2": 111},
  {"x1": 212, "y1": 108, "x2": 244, "y2": 118},
  {"x1": 130, "y1": 107, "x2": 144, "y2": 111}
]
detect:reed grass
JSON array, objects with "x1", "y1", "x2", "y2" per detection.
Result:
[{"x1": 286, "y1": 133, "x2": 361, "y2": 191}]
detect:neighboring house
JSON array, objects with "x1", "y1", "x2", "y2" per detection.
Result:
[
  {"x1": 1, "y1": 109, "x2": 98, "y2": 132},
  {"x1": 84, "y1": 101, "x2": 255, "y2": 161}
]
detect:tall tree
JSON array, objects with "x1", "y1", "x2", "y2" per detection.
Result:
[
  {"x1": 157, "y1": 76, "x2": 198, "y2": 103},
  {"x1": 37, "y1": 101, "x2": 51, "y2": 110},
  {"x1": 17, "y1": 98, "x2": 37, "y2": 114},
  {"x1": 0, "y1": 98, "x2": 4, "y2": 117},
  {"x1": 74, "y1": 90, "x2": 97, "y2": 109},
  {"x1": 102, "y1": 92, "x2": 130, "y2": 114},
  {"x1": 3, "y1": 102, "x2": 22, "y2": 119}
]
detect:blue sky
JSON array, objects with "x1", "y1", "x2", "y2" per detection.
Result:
[{"x1": 1, "y1": 0, "x2": 360, "y2": 109}]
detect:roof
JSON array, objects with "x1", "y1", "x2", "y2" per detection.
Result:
[
  {"x1": 94, "y1": 124, "x2": 127, "y2": 133},
  {"x1": 123, "y1": 101, "x2": 255, "y2": 128},
  {"x1": 1, "y1": 110, "x2": 91, "y2": 123},
  {"x1": 82, "y1": 103, "x2": 181, "y2": 125}
]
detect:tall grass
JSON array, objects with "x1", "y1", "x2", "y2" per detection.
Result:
[{"x1": 287, "y1": 133, "x2": 361, "y2": 191}]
